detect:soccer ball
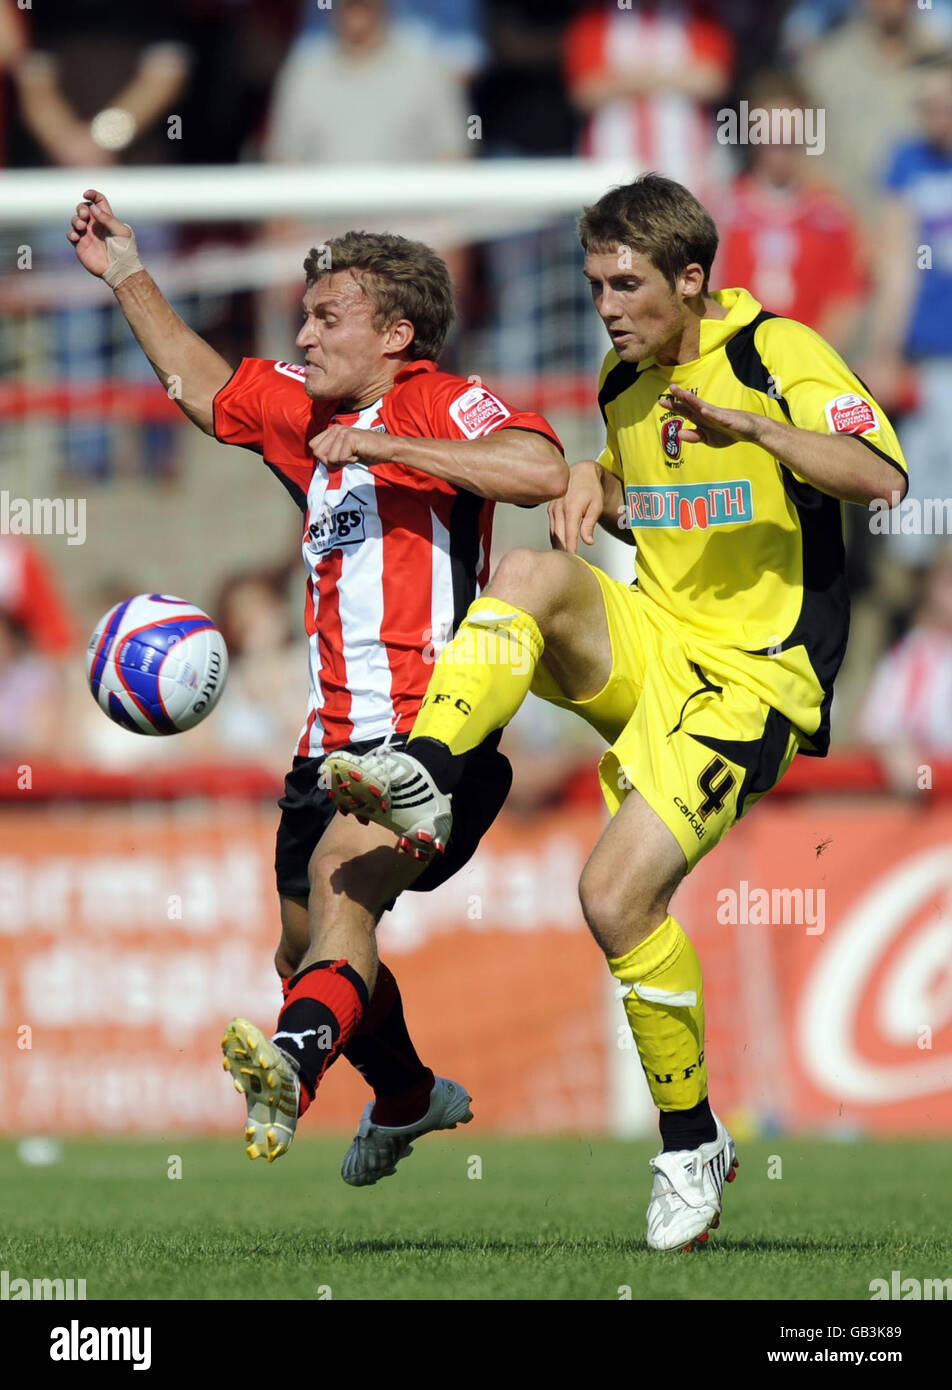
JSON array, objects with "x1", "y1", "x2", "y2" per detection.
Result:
[{"x1": 86, "y1": 593, "x2": 228, "y2": 735}]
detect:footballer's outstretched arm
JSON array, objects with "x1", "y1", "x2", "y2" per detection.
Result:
[
  {"x1": 68, "y1": 189, "x2": 232, "y2": 435},
  {"x1": 664, "y1": 385, "x2": 907, "y2": 507},
  {"x1": 308, "y1": 423, "x2": 569, "y2": 506}
]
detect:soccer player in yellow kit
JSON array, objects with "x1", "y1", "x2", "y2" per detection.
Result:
[{"x1": 325, "y1": 174, "x2": 908, "y2": 1250}]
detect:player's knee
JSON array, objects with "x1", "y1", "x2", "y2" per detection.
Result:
[
  {"x1": 486, "y1": 547, "x2": 573, "y2": 614},
  {"x1": 485, "y1": 547, "x2": 538, "y2": 602},
  {"x1": 578, "y1": 862, "x2": 628, "y2": 954},
  {"x1": 579, "y1": 860, "x2": 671, "y2": 957},
  {"x1": 486, "y1": 544, "x2": 561, "y2": 600}
]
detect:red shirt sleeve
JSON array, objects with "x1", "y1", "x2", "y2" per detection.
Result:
[
  {"x1": 213, "y1": 358, "x2": 319, "y2": 504},
  {"x1": 394, "y1": 370, "x2": 564, "y2": 452}
]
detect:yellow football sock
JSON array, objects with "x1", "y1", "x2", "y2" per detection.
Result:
[
  {"x1": 410, "y1": 595, "x2": 543, "y2": 756},
  {"x1": 609, "y1": 914, "x2": 708, "y2": 1111}
]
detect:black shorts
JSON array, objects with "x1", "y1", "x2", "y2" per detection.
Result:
[{"x1": 274, "y1": 734, "x2": 513, "y2": 903}]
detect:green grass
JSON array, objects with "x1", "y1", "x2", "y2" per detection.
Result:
[{"x1": 1, "y1": 1135, "x2": 949, "y2": 1300}]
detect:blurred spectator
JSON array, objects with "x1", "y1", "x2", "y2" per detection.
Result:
[
  {"x1": 175, "y1": 0, "x2": 300, "y2": 165},
  {"x1": 0, "y1": 536, "x2": 76, "y2": 656},
  {"x1": 209, "y1": 567, "x2": 306, "y2": 775},
  {"x1": 782, "y1": 0, "x2": 853, "y2": 58},
  {"x1": 265, "y1": 0, "x2": 469, "y2": 164},
  {"x1": 864, "y1": 53, "x2": 952, "y2": 567},
  {"x1": 12, "y1": 0, "x2": 190, "y2": 169},
  {"x1": 0, "y1": 608, "x2": 62, "y2": 759},
  {"x1": 708, "y1": 1, "x2": 789, "y2": 90},
  {"x1": 296, "y1": 0, "x2": 486, "y2": 82},
  {"x1": 564, "y1": 0, "x2": 734, "y2": 190},
  {"x1": 0, "y1": 528, "x2": 72, "y2": 764},
  {"x1": 473, "y1": 0, "x2": 579, "y2": 156},
  {"x1": 0, "y1": 0, "x2": 26, "y2": 167},
  {"x1": 857, "y1": 546, "x2": 952, "y2": 788},
  {"x1": 12, "y1": 1, "x2": 192, "y2": 480},
  {"x1": 797, "y1": 0, "x2": 950, "y2": 227},
  {"x1": 784, "y1": 0, "x2": 952, "y2": 60},
  {"x1": 713, "y1": 70, "x2": 867, "y2": 353},
  {"x1": 259, "y1": 0, "x2": 471, "y2": 361}
]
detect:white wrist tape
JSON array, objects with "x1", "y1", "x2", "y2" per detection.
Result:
[{"x1": 101, "y1": 224, "x2": 144, "y2": 291}]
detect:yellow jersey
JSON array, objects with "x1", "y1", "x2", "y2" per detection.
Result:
[{"x1": 597, "y1": 287, "x2": 907, "y2": 754}]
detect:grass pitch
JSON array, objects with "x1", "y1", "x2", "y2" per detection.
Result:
[{"x1": 1, "y1": 1134, "x2": 949, "y2": 1300}]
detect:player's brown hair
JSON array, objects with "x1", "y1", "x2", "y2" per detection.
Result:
[
  {"x1": 303, "y1": 231, "x2": 455, "y2": 361},
  {"x1": 578, "y1": 173, "x2": 720, "y2": 294}
]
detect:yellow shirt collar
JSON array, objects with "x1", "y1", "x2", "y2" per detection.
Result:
[{"x1": 636, "y1": 287, "x2": 764, "y2": 372}]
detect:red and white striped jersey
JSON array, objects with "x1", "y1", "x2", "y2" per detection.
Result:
[
  {"x1": 858, "y1": 627, "x2": 952, "y2": 753},
  {"x1": 565, "y1": 1, "x2": 733, "y2": 188},
  {"x1": 214, "y1": 357, "x2": 562, "y2": 758}
]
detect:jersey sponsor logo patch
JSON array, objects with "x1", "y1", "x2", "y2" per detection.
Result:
[
  {"x1": 305, "y1": 490, "x2": 367, "y2": 555},
  {"x1": 274, "y1": 361, "x2": 307, "y2": 381},
  {"x1": 449, "y1": 386, "x2": 511, "y2": 439},
  {"x1": 625, "y1": 481, "x2": 753, "y2": 531},
  {"x1": 824, "y1": 392, "x2": 878, "y2": 436}
]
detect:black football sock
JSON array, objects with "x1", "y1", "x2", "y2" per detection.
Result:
[
  {"x1": 343, "y1": 962, "x2": 435, "y2": 1124},
  {"x1": 274, "y1": 960, "x2": 369, "y2": 1106},
  {"x1": 406, "y1": 727, "x2": 505, "y2": 797},
  {"x1": 659, "y1": 1096, "x2": 717, "y2": 1152},
  {"x1": 404, "y1": 734, "x2": 472, "y2": 795}
]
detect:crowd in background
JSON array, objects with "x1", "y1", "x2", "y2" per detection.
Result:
[{"x1": 2, "y1": 0, "x2": 952, "y2": 793}]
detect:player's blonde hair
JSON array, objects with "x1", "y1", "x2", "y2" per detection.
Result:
[
  {"x1": 303, "y1": 231, "x2": 455, "y2": 361},
  {"x1": 579, "y1": 173, "x2": 719, "y2": 294}
]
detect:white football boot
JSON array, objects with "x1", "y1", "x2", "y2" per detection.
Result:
[
  {"x1": 222, "y1": 1018, "x2": 301, "y2": 1163},
  {"x1": 341, "y1": 1077, "x2": 474, "y2": 1187},
  {"x1": 646, "y1": 1113, "x2": 738, "y2": 1251},
  {"x1": 322, "y1": 746, "x2": 453, "y2": 861}
]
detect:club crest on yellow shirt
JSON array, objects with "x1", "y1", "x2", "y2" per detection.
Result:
[{"x1": 660, "y1": 412, "x2": 684, "y2": 467}]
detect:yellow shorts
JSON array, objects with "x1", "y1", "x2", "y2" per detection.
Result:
[{"x1": 529, "y1": 558, "x2": 803, "y2": 870}]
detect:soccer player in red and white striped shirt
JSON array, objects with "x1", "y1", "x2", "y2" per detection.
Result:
[{"x1": 69, "y1": 190, "x2": 567, "y2": 1172}]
